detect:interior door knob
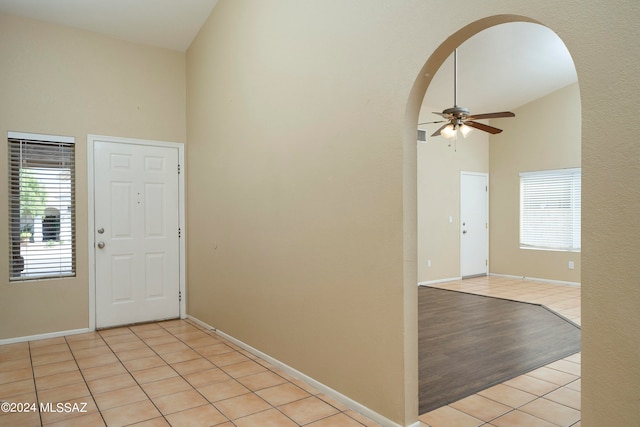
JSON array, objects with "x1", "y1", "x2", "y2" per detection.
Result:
[
  {"x1": 462, "y1": 230, "x2": 467, "y2": 234},
  {"x1": 97, "y1": 241, "x2": 105, "y2": 249}
]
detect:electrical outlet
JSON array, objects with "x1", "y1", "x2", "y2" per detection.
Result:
[
  {"x1": 427, "y1": 259, "x2": 431, "y2": 268},
  {"x1": 568, "y1": 261, "x2": 575, "y2": 270}
]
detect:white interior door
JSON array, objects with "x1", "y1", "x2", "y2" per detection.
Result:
[
  {"x1": 93, "y1": 139, "x2": 180, "y2": 328},
  {"x1": 460, "y1": 172, "x2": 488, "y2": 278}
]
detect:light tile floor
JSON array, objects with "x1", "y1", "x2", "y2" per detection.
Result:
[
  {"x1": 0, "y1": 320, "x2": 381, "y2": 427},
  {"x1": 0, "y1": 275, "x2": 580, "y2": 427},
  {"x1": 419, "y1": 276, "x2": 581, "y2": 427}
]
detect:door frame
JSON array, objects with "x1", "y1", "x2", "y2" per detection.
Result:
[
  {"x1": 87, "y1": 134, "x2": 186, "y2": 331},
  {"x1": 459, "y1": 171, "x2": 489, "y2": 278}
]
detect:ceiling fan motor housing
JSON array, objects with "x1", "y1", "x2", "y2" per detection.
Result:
[{"x1": 443, "y1": 106, "x2": 469, "y2": 118}]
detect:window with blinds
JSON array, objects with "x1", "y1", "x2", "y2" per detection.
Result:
[
  {"x1": 8, "y1": 132, "x2": 76, "y2": 281},
  {"x1": 520, "y1": 168, "x2": 581, "y2": 251}
]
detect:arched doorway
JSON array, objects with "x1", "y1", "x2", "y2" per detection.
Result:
[{"x1": 405, "y1": 15, "x2": 581, "y2": 420}]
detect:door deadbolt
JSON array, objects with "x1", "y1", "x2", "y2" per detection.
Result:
[{"x1": 97, "y1": 227, "x2": 104, "y2": 234}]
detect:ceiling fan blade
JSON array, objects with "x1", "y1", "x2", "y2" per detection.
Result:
[
  {"x1": 466, "y1": 111, "x2": 515, "y2": 120},
  {"x1": 431, "y1": 123, "x2": 450, "y2": 137},
  {"x1": 464, "y1": 120, "x2": 503, "y2": 134},
  {"x1": 418, "y1": 120, "x2": 447, "y2": 125}
]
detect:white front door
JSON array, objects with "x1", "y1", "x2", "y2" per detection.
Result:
[
  {"x1": 460, "y1": 172, "x2": 488, "y2": 278},
  {"x1": 93, "y1": 138, "x2": 181, "y2": 329}
]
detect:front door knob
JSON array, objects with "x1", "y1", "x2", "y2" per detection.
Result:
[{"x1": 97, "y1": 241, "x2": 105, "y2": 249}]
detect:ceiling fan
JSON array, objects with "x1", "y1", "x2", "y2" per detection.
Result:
[{"x1": 419, "y1": 49, "x2": 515, "y2": 140}]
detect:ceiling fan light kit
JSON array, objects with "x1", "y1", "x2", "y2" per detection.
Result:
[
  {"x1": 459, "y1": 123, "x2": 473, "y2": 138},
  {"x1": 419, "y1": 49, "x2": 515, "y2": 143},
  {"x1": 441, "y1": 124, "x2": 457, "y2": 139}
]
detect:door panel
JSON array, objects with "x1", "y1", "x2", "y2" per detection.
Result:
[
  {"x1": 460, "y1": 172, "x2": 489, "y2": 278},
  {"x1": 111, "y1": 182, "x2": 134, "y2": 237},
  {"x1": 112, "y1": 255, "x2": 134, "y2": 302},
  {"x1": 94, "y1": 140, "x2": 180, "y2": 328},
  {"x1": 145, "y1": 253, "x2": 166, "y2": 298}
]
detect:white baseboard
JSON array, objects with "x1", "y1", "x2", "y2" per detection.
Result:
[
  {"x1": 489, "y1": 273, "x2": 581, "y2": 287},
  {"x1": 0, "y1": 328, "x2": 91, "y2": 346},
  {"x1": 418, "y1": 277, "x2": 461, "y2": 286},
  {"x1": 187, "y1": 315, "x2": 416, "y2": 427}
]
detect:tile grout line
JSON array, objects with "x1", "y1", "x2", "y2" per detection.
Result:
[
  {"x1": 175, "y1": 319, "x2": 371, "y2": 427},
  {"x1": 27, "y1": 341, "x2": 44, "y2": 427},
  {"x1": 162, "y1": 320, "x2": 311, "y2": 427},
  {"x1": 65, "y1": 332, "x2": 108, "y2": 427},
  {"x1": 0, "y1": 326, "x2": 376, "y2": 427},
  {"x1": 155, "y1": 321, "x2": 260, "y2": 424},
  {"x1": 118, "y1": 320, "x2": 296, "y2": 426},
  {"x1": 464, "y1": 358, "x2": 581, "y2": 426},
  {"x1": 102, "y1": 325, "x2": 174, "y2": 426}
]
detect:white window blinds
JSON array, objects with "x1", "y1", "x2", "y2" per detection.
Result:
[
  {"x1": 520, "y1": 168, "x2": 581, "y2": 251},
  {"x1": 8, "y1": 132, "x2": 76, "y2": 280}
]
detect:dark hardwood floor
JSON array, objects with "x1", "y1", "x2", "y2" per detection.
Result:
[{"x1": 418, "y1": 286, "x2": 581, "y2": 414}]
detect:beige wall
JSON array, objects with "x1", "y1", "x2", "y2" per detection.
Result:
[
  {"x1": 490, "y1": 83, "x2": 581, "y2": 283},
  {"x1": 0, "y1": 13, "x2": 186, "y2": 340},
  {"x1": 185, "y1": 1, "x2": 413, "y2": 422}
]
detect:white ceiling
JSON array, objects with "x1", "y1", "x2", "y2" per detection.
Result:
[
  {"x1": 0, "y1": 0, "x2": 218, "y2": 51},
  {"x1": 0, "y1": 3, "x2": 577, "y2": 114},
  {"x1": 422, "y1": 22, "x2": 577, "y2": 122}
]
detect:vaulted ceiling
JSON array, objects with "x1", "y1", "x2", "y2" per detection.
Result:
[
  {"x1": 0, "y1": 0, "x2": 218, "y2": 51},
  {"x1": 423, "y1": 22, "x2": 577, "y2": 120},
  {"x1": 0, "y1": 2, "x2": 577, "y2": 116}
]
